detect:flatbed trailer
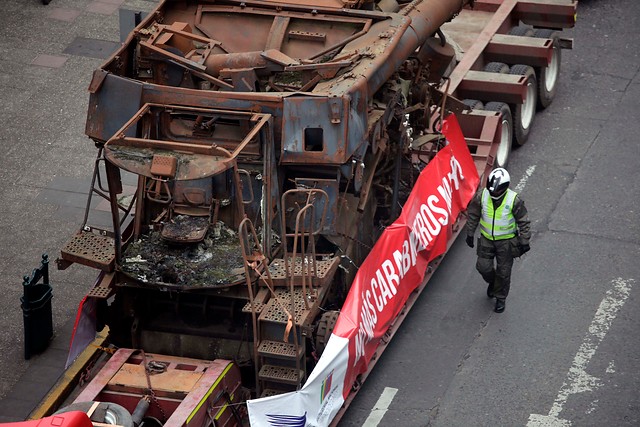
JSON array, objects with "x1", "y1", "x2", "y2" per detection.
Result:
[{"x1": 9, "y1": 0, "x2": 577, "y2": 426}]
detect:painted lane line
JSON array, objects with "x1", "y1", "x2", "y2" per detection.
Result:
[
  {"x1": 362, "y1": 387, "x2": 398, "y2": 427},
  {"x1": 515, "y1": 164, "x2": 536, "y2": 192},
  {"x1": 527, "y1": 277, "x2": 634, "y2": 426}
]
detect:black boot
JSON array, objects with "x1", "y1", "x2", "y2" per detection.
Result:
[
  {"x1": 487, "y1": 281, "x2": 495, "y2": 298},
  {"x1": 494, "y1": 299, "x2": 505, "y2": 313}
]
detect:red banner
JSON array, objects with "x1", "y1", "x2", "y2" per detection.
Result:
[
  {"x1": 65, "y1": 274, "x2": 103, "y2": 368},
  {"x1": 332, "y1": 115, "x2": 479, "y2": 397}
]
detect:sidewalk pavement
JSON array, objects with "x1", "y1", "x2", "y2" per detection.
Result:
[{"x1": 0, "y1": 0, "x2": 156, "y2": 421}]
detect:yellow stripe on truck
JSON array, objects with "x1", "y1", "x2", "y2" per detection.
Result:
[
  {"x1": 28, "y1": 328, "x2": 110, "y2": 420},
  {"x1": 186, "y1": 362, "x2": 235, "y2": 424}
]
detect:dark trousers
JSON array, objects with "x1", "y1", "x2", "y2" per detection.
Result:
[{"x1": 475, "y1": 235, "x2": 518, "y2": 300}]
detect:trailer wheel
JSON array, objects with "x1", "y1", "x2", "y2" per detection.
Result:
[
  {"x1": 484, "y1": 62, "x2": 509, "y2": 74},
  {"x1": 508, "y1": 64, "x2": 537, "y2": 146},
  {"x1": 55, "y1": 401, "x2": 134, "y2": 427},
  {"x1": 508, "y1": 25, "x2": 535, "y2": 37},
  {"x1": 315, "y1": 310, "x2": 340, "y2": 356},
  {"x1": 463, "y1": 99, "x2": 484, "y2": 111},
  {"x1": 484, "y1": 102, "x2": 513, "y2": 168},
  {"x1": 533, "y1": 29, "x2": 561, "y2": 109}
]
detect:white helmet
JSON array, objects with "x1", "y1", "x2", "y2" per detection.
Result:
[{"x1": 487, "y1": 168, "x2": 510, "y2": 199}]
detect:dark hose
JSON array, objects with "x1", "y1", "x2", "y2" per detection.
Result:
[
  {"x1": 131, "y1": 397, "x2": 150, "y2": 427},
  {"x1": 436, "y1": 28, "x2": 447, "y2": 47}
]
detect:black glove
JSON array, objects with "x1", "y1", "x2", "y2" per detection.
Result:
[
  {"x1": 520, "y1": 243, "x2": 530, "y2": 254},
  {"x1": 466, "y1": 235, "x2": 474, "y2": 248}
]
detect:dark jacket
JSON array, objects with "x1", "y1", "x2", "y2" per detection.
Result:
[{"x1": 465, "y1": 188, "x2": 531, "y2": 245}]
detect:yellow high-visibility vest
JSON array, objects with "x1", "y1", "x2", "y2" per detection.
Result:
[{"x1": 479, "y1": 188, "x2": 517, "y2": 240}]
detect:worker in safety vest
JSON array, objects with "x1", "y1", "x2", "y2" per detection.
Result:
[{"x1": 465, "y1": 168, "x2": 531, "y2": 313}]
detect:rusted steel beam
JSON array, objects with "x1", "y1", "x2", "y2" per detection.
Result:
[
  {"x1": 75, "y1": 349, "x2": 137, "y2": 402},
  {"x1": 516, "y1": 0, "x2": 577, "y2": 29},
  {"x1": 265, "y1": 16, "x2": 290, "y2": 50},
  {"x1": 446, "y1": 0, "x2": 519, "y2": 95},
  {"x1": 230, "y1": 113, "x2": 271, "y2": 158},
  {"x1": 457, "y1": 70, "x2": 527, "y2": 104},
  {"x1": 111, "y1": 137, "x2": 231, "y2": 156},
  {"x1": 168, "y1": 360, "x2": 238, "y2": 427},
  {"x1": 139, "y1": 41, "x2": 207, "y2": 72},
  {"x1": 485, "y1": 33, "x2": 554, "y2": 67},
  {"x1": 473, "y1": 0, "x2": 577, "y2": 29},
  {"x1": 258, "y1": 0, "x2": 344, "y2": 9},
  {"x1": 389, "y1": 0, "x2": 474, "y2": 87}
]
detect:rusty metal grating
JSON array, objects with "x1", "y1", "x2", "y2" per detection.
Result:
[
  {"x1": 268, "y1": 261, "x2": 286, "y2": 278},
  {"x1": 259, "y1": 364, "x2": 302, "y2": 384},
  {"x1": 268, "y1": 257, "x2": 338, "y2": 280},
  {"x1": 150, "y1": 155, "x2": 177, "y2": 177},
  {"x1": 258, "y1": 340, "x2": 299, "y2": 358},
  {"x1": 260, "y1": 389, "x2": 283, "y2": 398},
  {"x1": 259, "y1": 288, "x2": 311, "y2": 323},
  {"x1": 61, "y1": 232, "x2": 115, "y2": 270},
  {"x1": 87, "y1": 286, "x2": 112, "y2": 299},
  {"x1": 242, "y1": 301, "x2": 265, "y2": 314}
]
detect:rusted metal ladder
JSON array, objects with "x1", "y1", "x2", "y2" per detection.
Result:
[
  {"x1": 238, "y1": 214, "x2": 304, "y2": 398},
  {"x1": 239, "y1": 189, "x2": 329, "y2": 396}
]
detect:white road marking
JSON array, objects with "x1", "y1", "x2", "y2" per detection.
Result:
[
  {"x1": 515, "y1": 165, "x2": 537, "y2": 192},
  {"x1": 362, "y1": 387, "x2": 398, "y2": 426},
  {"x1": 527, "y1": 277, "x2": 634, "y2": 426}
]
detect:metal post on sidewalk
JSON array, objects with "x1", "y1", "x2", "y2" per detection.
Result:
[{"x1": 22, "y1": 254, "x2": 54, "y2": 359}]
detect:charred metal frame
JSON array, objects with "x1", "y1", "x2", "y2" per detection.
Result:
[
  {"x1": 72, "y1": 349, "x2": 245, "y2": 427},
  {"x1": 50, "y1": 0, "x2": 578, "y2": 424}
]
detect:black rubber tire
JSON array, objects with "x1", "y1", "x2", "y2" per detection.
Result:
[
  {"x1": 463, "y1": 99, "x2": 484, "y2": 110},
  {"x1": 55, "y1": 401, "x2": 134, "y2": 427},
  {"x1": 508, "y1": 64, "x2": 537, "y2": 146},
  {"x1": 533, "y1": 29, "x2": 562, "y2": 109},
  {"x1": 484, "y1": 62, "x2": 509, "y2": 74},
  {"x1": 484, "y1": 102, "x2": 513, "y2": 168},
  {"x1": 508, "y1": 25, "x2": 535, "y2": 37},
  {"x1": 315, "y1": 310, "x2": 340, "y2": 356}
]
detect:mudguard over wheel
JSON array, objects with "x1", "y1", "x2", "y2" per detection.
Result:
[
  {"x1": 509, "y1": 64, "x2": 537, "y2": 146},
  {"x1": 484, "y1": 102, "x2": 513, "y2": 168},
  {"x1": 534, "y1": 29, "x2": 562, "y2": 108}
]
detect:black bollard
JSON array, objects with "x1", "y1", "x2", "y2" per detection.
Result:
[{"x1": 22, "y1": 254, "x2": 54, "y2": 359}]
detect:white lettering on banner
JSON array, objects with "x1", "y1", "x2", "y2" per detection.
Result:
[
  {"x1": 448, "y1": 155, "x2": 464, "y2": 190},
  {"x1": 429, "y1": 195, "x2": 449, "y2": 226},
  {"x1": 438, "y1": 177, "x2": 452, "y2": 212},
  {"x1": 382, "y1": 260, "x2": 400, "y2": 293},
  {"x1": 393, "y1": 241, "x2": 411, "y2": 280},
  {"x1": 408, "y1": 227, "x2": 423, "y2": 266},
  {"x1": 360, "y1": 291, "x2": 375, "y2": 339},
  {"x1": 354, "y1": 155, "x2": 465, "y2": 362}
]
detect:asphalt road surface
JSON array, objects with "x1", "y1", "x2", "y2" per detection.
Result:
[
  {"x1": 0, "y1": 0, "x2": 638, "y2": 426},
  {"x1": 338, "y1": 0, "x2": 640, "y2": 426}
]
